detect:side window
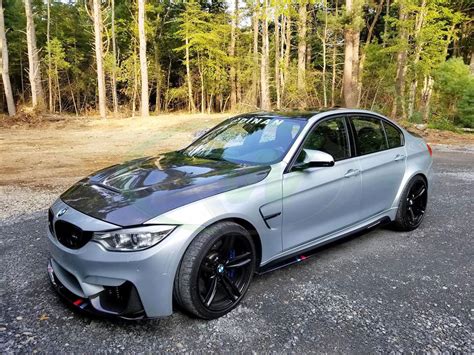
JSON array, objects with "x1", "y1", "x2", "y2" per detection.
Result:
[
  {"x1": 351, "y1": 116, "x2": 388, "y2": 155},
  {"x1": 383, "y1": 121, "x2": 403, "y2": 148},
  {"x1": 303, "y1": 117, "x2": 350, "y2": 161}
]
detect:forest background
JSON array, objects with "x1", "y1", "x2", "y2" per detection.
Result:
[{"x1": 0, "y1": 0, "x2": 473, "y2": 131}]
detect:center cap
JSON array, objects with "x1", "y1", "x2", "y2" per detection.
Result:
[{"x1": 217, "y1": 264, "x2": 225, "y2": 274}]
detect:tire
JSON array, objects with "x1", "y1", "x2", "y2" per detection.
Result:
[
  {"x1": 392, "y1": 175, "x2": 428, "y2": 231},
  {"x1": 174, "y1": 221, "x2": 256, "y2": 319}
]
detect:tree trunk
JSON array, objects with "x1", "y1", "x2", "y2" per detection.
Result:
[
  {"x1": 111, "y1": 0, "x2": 118, "y2": 115},
  {"x1": 66, "y1": 71, "x2": 78, "y2": 116},
  {"x1": 24, "y1": 0, "x2": 45, "y2": 110},
  {"x1": 47, "y1": 0, "x2": 53, "y2": 111},
  {"x1": 55, "y1": 62, "x2": 62, "y2": 113},
  {"x1": 274, "y1": 12, "x2": 281, "y2": 109},
  {"x1": 236, "y1": 60, "x2": 241, "y2": 104},
  {"x1": 343, "y1": 30, "x2": 355, "y2": 107},
  {"x1": 343, "y1": 0, "x2": 360, "y2": 108},
  {"x1": 407, "y1": 0, "x2": 427, "y2": 119},
  {"x1": 382, "y1": 0, "x2": 390, "y2": 47},
  {"x1": 229, "y1": 0, "x2": 238, "y2": 111},
  {"x1": 138, "y1": 0, "x2": 149, "y2": 117},
  {"x1": 282, "y1": 14, "x2": 291, "y2": 100},
  {"x1": 19, "y1": 50, "x2": 24, "y2": 99},
  {"x1": 279, "y1": 15, "x2": 285, "y2": 96},
  {"x1": 260, "y1": 0, "x2": 271, "y2": 110},
  {"x1": 185, "y1": 34, "x2": 195, "y2": 112},
  {"x1": 132, "y1": 45, "x2": 138, "y2": 116},
  {"x1": 331, "y1": 0, "x2": 339, "y2": 107},
  {"x1": 391, "y1": 3, "x2": 408, "y2": 119},
  {"x1": 252, "y1": 3, "x2": 259, "y2": 108},
  {"x1": 357, "y1": 0, "x2": 384, "y2": 106},
  {"x1": 421, "y1": 75, "x2": 433, "y2": 122},
  {"x1": 92, "y1": 0, "x2": 106, "y2": 118},
  {"x1": 321, "y1": 0, "x2": 328, "y2": 107},
  {"x1": 470, "y1": 50, "x2": 474, "y2": 75},
  {"x1": 154, "y1": 47, "x2": 161, "y2": 113},
  {"x1": 297, "y1": 1, "x2": 307, "y2": 109},
  {"x1": 197, "y1": 54, "x2": 205, "y2": 113},
  {"x1": 352, "y1": 30, "x2": 360, "y2": 102},
  {"x1": 0, "y1": 0, "x2": 15, "y2": 116}
]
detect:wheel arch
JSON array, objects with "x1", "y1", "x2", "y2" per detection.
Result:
[
  {"x1": 206, "y1": 217, "x2": 263, "y2": 268},
  {"x1": 406, "y1": 172, "x2": 429, "y2": 191},
  {"x1": 392, "y1": 170, "x2": 430, "y2": 211},
  {"x1": 416, "y1": 172, "x2": 428, "y2": 187}
]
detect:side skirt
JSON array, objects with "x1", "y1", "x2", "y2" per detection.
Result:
[{"x1": 257, "y1": 216, "x2": 391, "y2": 275}]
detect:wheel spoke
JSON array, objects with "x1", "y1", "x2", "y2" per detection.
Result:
[
  {"x1": 204, "y1": 276, "x2": 218, "y2": 307},
  {"x1": 226, "y1": 258, "x2": 251, "y2": 269},
  {"x1": 413, "y1": 187, "x2": 426, "y2": 200},
  {"x1": 219, "y1": 235, "x2": 235, "y2": 257},
  {"x1": 226, "y1": 251, "x2": 252, "y2": 268},
  {"x1": 222, "y1": 275, "x2": 241, "y2": 301},
  {"x1": 408, "y1": 206, "x2": 415, "y2": 222}
]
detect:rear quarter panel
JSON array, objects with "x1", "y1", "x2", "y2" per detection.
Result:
[{"x1": 392, "y1": 129, "x2": 433, "y2": 208}]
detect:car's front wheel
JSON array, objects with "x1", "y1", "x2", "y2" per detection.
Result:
[
  {"x1": 393, "y1": 175, "x2": 428, "y2": 231},
  {"x1": 174, "y1": 221, "x2": 256, "y2": 319}
]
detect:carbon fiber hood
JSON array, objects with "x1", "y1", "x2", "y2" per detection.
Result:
[{"x1": 60, "y1": 152, "x2": 271, "y2": 226}]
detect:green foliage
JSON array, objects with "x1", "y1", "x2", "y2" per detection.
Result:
[
  {"x1": 427, "y1": 116, "x2": 459, "y2": 132},
  {"x1": 47, "y1": 38, "x2": 70, "y2": 72},
  {"x1": 433, "y1": 58, "x2": 474, "y2": 127},
  {"x1": 409, "y1": 111, "x2": 424, "y2": 124},
  {"x1": 457, "y1": 82, "x2": 474, "y2": 128},
  {"x1": 1, "y1": 0, "x2": 471, "y2": 126}
]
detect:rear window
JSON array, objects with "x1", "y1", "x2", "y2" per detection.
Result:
[
  {"x1": 383, "y1": 121, "x2": 403, "y2": 148},
  {"x1": 351, "y1": 117, "x2": 388, "y2": 155}
]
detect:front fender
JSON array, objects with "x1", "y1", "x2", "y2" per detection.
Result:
[{"x1": 145, "y1": 164, "x2": 285, "y2": 265}]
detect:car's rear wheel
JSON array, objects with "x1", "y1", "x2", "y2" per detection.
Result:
[
  {"x1": 174, "y1": 222, "x2": 256, "y2": 319},
  {"x1": 393, "y1": 175, "x2": 428, "y2": 231}
]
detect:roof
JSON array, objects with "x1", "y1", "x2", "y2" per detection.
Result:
[{"x1": 239, "y1": 108, "x2": 345, "y2": 121}]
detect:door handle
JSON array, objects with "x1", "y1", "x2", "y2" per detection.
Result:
[
  {"x1": 344, "y1": 169, "x2": 361, "y2": 178},
  {"x1": 394, "y1": 154, "x2": 406, "y2": 161}
]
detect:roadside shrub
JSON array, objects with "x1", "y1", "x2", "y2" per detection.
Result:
[
  {"x1": 433, "y1": 58, "x2": 474, "y2": 128},
  {"x1": 456, "y1": 81, "x2": 474, "y2": 128},
  {"x1": 409, "y1": 111, "x2": 424, "y2": 124},
  {"x1": 427, "y1": 116, "x2": 459, "y2": 132}
]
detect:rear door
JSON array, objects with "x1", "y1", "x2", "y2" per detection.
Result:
[
  {"x1": 349, "y1": 115, "x2": 406, "y2": 219},
  {"x1": 281, "y1": 116, "x2": 362, "y2": 250}
]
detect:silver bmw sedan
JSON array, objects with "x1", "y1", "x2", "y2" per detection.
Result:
[{"x1": 47, "y1": 109, "x2": 433, "y2": 320}]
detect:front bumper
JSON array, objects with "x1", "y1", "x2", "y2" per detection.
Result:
[
  {"x1": 47, "y1": 260, "x2": 145, "y2": 319},
  {"x1": 47, "y1": 199, "x2": 199, "y2": 318}
]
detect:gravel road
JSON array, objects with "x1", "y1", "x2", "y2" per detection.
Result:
[{"x1": 1, "y1": 147, "x2": 472, "y2": 353}]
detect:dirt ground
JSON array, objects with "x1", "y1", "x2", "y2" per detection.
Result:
[
  {"x1": 0, "y1": 114, "x2": 227, "y2": 188},
  {"x1": 0, "y1": 113, "x2": 472, "y2": 188}
]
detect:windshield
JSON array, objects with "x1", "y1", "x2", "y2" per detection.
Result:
[{"x1": 183, "y1": 116, "x2": 306, "y2": 165}]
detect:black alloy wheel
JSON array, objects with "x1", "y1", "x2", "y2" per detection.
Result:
[
  {"x1": 174, "y1": 222, "x2": 256, "y2": 319},
  {"x1": 198, "y1": 233, "x2": 254, "y2": 312},
  {"x1": 393, "y1": 175, "x2": 428, "y2": 231},
  {"x1": 406, "y1": 179, "x2": 428, "y2": 227}
]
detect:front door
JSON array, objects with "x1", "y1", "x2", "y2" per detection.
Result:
[{"x1": 282, "y1": 116, "x2": 362, "y2": 251}]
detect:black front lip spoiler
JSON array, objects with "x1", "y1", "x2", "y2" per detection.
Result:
[{"x1": 47, "y1": 260, "x2": 145, "y2": 320}]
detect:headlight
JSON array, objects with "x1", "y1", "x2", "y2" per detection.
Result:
[{"x1": 92, "y1": 225, "x2": 176, "y2": 251}]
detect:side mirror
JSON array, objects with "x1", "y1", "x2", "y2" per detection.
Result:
[
  {"x1": 292, "y1": 149, "x2": 335, "y2": 171},
  {"x1": 193, "y1": 128, "x2": 210, "y2": 139}
]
